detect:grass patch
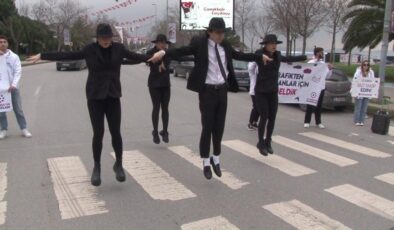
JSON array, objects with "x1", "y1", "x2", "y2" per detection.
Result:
[{"x1": 335, "y1": 63, "x2": 394, "y2": 82}]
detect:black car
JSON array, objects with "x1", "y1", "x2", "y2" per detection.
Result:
[
  {"x1": 56, "y1": 59, "x2": 87, "y2": 71},
  {"x1": 233, "y1": 60, "x2": 250, "y2": 90}
]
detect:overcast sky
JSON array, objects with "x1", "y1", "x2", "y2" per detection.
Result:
[{"x1": 15, "y1": 0, "x2": 394, "y2": 57}]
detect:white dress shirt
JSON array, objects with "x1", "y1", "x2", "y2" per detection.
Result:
[
  {"x1": 248, "y1": 62, "x2": 258, "y2": 95},
  {"x1": 205, "y1": 39, "x2": 228, "y2": 85}
]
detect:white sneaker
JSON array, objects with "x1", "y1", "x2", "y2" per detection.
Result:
[
  {"x1": 317, "y1": 124, "x2": 325, "y2": 129},
  {"x1": 360, "y1": 123, "x2": 364, "y2": 126},
  {"x1": 355, "y1": 123, "x2": 361, "y2": 126},
  {"x1": 304, "y1": 123, "x2": 310, "y2": 128},
  {"x1": 21, "y1": 129, "x2": 32, "y2": 138},
  {"x1": 0, "y1": 130, "x2": 7, "y2": 139}
]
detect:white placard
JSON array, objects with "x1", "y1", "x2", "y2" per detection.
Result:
[
  {"x1": 278, "y1": 63, "x2": 329, "y2": 106},
  {"x1": 351, "y1": 77, "x2": 380, "y2": 99}
]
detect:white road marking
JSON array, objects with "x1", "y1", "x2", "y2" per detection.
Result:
[
  {"x1": 375, "y1": 173, "x2": 394, "y2": 186},
  {"x1": 0, "y1": 163, "x2": 7, "y2": 225},
  {"x1": 181, "y1": 216, "x2": 240, "y2": 230},
  {"x1": 263, "y1": 199, "x2": 351, "y2": 230},
  {"x1": 111, "y1": 151, "x2": 196, "y2": 201},
  {"x1": 168, "y1": 146, "x2": 249, "y2": 190},
  {"x1": 272, "y1": 136, "x2": 358, "y2": 167},
  {"x1": 222, "y1": 140, "x2": 316, "y2": 177},
  {"x1": 300, "y1": 132, "x2": 391, "y2": 158},
  {"x1": 325, "y1": 184, "x2": 394, "y2": 221},
  {"x1": 34, "y1": 86, "x2": 41, "y2": 97},
  {"x1": 47, "y1": 156, "x2": 108, "y2": 219}
]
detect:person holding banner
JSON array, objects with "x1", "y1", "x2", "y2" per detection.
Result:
[
  {"x1": 162, "y1": 17, "x2": 272, "y2": 179},
  {"x1": 27, "y1": 24, "x2": 164, "y2": 186},
  {"x1": 0, "y1": 35, "x2": 32, "y2": 140},
  {"x1": 303, "y1": 47, "x2": 333, "y2": 129},
  {"x1": 351, "y1": 60, "x2": 375, "y2": 126},
  {"x1": 254, "y1": 34, "x2": 307, "y2": 156},
  {"x1": 247, "y1": 62, "x2": 259, "y2": 130}
]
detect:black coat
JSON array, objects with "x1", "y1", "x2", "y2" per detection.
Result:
[
  {"x1": 166, "y1": 34, "x2": 261, "y2": 93},
  {"x1": 41, "y1": 42, "x2": 150, "y2": 100},
  {"x1": 254, "y1": 49, "x2": 307, "y2": 93},
  {"x1": 146, "y1": 47, "x2": 171, "y2": 88}
]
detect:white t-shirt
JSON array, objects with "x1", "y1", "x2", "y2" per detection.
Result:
[{"x1": 248, "y1": 62, "x2": 258, "y2": 95}]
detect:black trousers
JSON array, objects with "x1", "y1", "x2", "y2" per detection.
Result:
[
  {"x1": 199, "y1": 87, "x2": 227, "y2": 158},
  {"x1": 304, "y1": 90, "x2": 325, "y2": 124},
  {"x1": 149, "y1": 87, "x2": 171, "y2": 132},
  {"x1": 87, "y1": 97, "x2": 123, "y2": 165},
  {"x1": 249, "y1": 95, "x2": 259, "y2": 124},
  {"x1": 255, "y1": 92, "x2": 278, "y2": 143}
]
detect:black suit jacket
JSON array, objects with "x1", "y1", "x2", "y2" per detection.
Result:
[
  {"x1": 254, "y1": 49, "x2": 307, "y2": 93},
  {"x1": 166, "y1": 34, "x2": 261, "y2": 93},
  {"x1": 41, "y1": 42, "x2": 149, "y2": 100}
]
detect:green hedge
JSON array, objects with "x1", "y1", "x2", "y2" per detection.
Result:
[{"x1": 335, "y1": 63, "x2": 394, "y2": 82}]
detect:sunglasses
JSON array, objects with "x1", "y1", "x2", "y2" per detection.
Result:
[{"x1": 363, "y1": 64, "x2": 370, "y2": 66}]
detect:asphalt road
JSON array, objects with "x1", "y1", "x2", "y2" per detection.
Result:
[{"x1": 0, "y1": 63, "x2": 393, "y2": 230}]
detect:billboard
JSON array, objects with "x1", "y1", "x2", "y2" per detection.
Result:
[{"x1": 180, "y1": 0, "x2": 234, "y2": 31}]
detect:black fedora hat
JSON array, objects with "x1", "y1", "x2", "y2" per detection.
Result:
[
  {"x1": 96, "y1": 23, "x2": 113, "y2": 37},
  {"x1": 205, "y1": 17, "x2": 226, "y2": 32},
  {"x1": 260, "y1": 34, "x2": 283, "y2": 45},
  {"x1": 151, "y1": 34, "x2": 171, "y2": 44}
]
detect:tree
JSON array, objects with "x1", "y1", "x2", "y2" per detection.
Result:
[
  {"x1": 234, "y1": 0, "x2": 256, "y2": 51},
  {"x1": 265, "y1": 0, "x2": 294, "y2": 55},
  {"x1": 290, "y1": 0, "x2": 328, "y2": 55},
  {"x1": 342, "y1": 0, "x2": 393, "y2": 61},
  {"x1": 326, "y1": 0, "x2": 350, "y2": 63}
]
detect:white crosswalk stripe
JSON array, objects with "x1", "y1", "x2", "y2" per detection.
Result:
[
  {"x1": 272, "y1": 136, "x2": 358, "y2": 167},
  {"x1": 47, "y1": 156, "x2": 108, "y2": 219},
  {"x1": 0, "y1": 163, "x2": 7, "y2": 226},
  {"x1": 181, "y1": 216, "x2": 240, "y2": 230},
  {"x1": 389, "y1": 126, "x2": 394, "y2": 136},
  {"x1": 375, "y1": 173, "x2": 394, "y2": 186},
  {"x1": 325, "y1": 184, "x2": 394, "y2": 221},
  {"x1": 263, "y1": 199, "x2": 352, "y2": 230},
  {"x1": 222, "y1": 140, "x2": 316, "y2": 177},
  {"x1": 300, "y1": 132, "x2": 391, "y2": 158},
  {"x1": 168, "y1": 146, "x2": 250, "y2": 190},
  {"x1": 111, "y1": 151, "x2": 196, "y2": 201}
]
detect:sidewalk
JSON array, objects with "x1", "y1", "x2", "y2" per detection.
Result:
[
  {"x1": 21, "y1": 60, "x2": 51, "y2": 67},
  {"x1": 366, "y1": 87, "x2": 394, "y2": 119}
]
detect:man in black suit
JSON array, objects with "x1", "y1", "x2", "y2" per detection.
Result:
[
  {"x1": 27, "y1": 24, "x2": 164, "y2": 186},
  {"x1": 156, "y1": 18, "x2": 271, "y2": 180}
]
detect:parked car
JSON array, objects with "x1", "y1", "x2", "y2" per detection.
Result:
[
  {"x1": 299, "y1": 68, "x2": 352, "y2": 111},
  {"x1": 173, "y1": 58, "x2": 194, "y2": 79},
  {"x1": 169, "y1": 60, "x2": 179, "y2": 73},
  {"x1": 56, "y1": 59, "x2": 87, "y2": 71},
  {"x1": 233, "y1": 60, "x2": 250, "y2": 90}
]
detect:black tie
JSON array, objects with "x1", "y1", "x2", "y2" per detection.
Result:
[{"x1": 215, "y1": 43, "x2": 227, "y2": 80}]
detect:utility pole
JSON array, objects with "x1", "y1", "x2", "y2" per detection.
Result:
[{"x1": 378, "y1": 0, "x2": 392, "y2": 100}]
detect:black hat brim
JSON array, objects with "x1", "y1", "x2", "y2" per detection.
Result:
[
  {"x1": 151, "y1": 40, "x2": 171, "y2": 44},
  {"x1": 97, "y1": 33, "x2": 113, "y2": 38},
  {"x1": 260, "y1": 41, "x2": 283, "y2": 45}
]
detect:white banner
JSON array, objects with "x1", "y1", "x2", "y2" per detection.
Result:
[
  {"x1": 180, "y1": 0, "x2": 234, "y2": 30},
  {"x1": 0, "y1": 92, "x2": 12, "y2": 112},
  {"x1": 278, "y1": 63, "x2": 329, "y2": 106},
  {"x1": 351, "y1": 77, "x2": 380, "y2": 99},
  {"x1": 167, "y1": 23, "x2": 177, "y2": 43}
]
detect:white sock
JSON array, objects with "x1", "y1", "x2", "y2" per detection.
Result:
[
  {"x1": 212, "y1": 155, "x2": 220, "y2": 165},
  {"x1": 203, "y1": 158, "x2": 210, "y2": 167}
]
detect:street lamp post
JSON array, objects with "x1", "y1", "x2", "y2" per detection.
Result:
[{"x1": 378, "y1": 0, "x2": 392, "y2": 100}]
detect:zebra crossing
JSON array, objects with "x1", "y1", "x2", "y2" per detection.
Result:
[{"x1": 0, "y1": 132, "x2": 393, "y2": 229}]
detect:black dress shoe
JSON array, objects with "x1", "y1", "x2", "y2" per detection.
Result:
[
  {"x1": 257, "y1": 142, "x2": 268, "y2": 156},
  {"x1": 159, "y1": 130, "x2": 169, "y2": 143},
  {"x1": 91, "y1": 165, "x2": 101, "y2": 186},
  {"x1": 113, "y1": 161, "x2": 126, "y2": 182},
  {"x1": 210, "y1": 157, "x2": 222, "y2": 177},
  {"x1": 152, "y1": 130, "x2": 160, "y2": 144},
  {"x1": 203, "y1": 165, "x2": 212, "y2": 180},
  {"x1": 265, "y1": 139, "x2": 274, "y2": 154}
]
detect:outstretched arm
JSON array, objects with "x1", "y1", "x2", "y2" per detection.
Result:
[{"x1": 27, "y1": 51, "x2": 84, "y2": 63}]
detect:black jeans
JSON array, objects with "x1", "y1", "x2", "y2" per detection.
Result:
[
  {"x1": 255, "y1": 92, "x2": 278, "y2": 143},
  {"x1": 249, "y1": 95, "x2": 259, "y2": 124},
  {"x1": 198, "y1": 87, "x2": 227, "y2": 158},
  {"x1": 149, "y1": 87, "x2": 171, "y2": 132},
  {"x1": 87, "y1": 97, "x2": 123, "y2": 165},
  {"x1": 304, "y1": 90, "x2": 325, "y2": 124}
]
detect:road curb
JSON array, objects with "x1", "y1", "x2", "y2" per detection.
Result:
[{"x1": 21, "y1": 61, "x2": 52, "y2": 67}]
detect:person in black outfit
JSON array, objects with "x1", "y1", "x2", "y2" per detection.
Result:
[
  {"x1": 147, "y1": 34, "x2": 172, "y2": 144},
  {"x1": 27, "y1": 24, "x2": 163, "y2": 186},
  {"x1": 254, "y1": 34, "x2": 307, "y2": 156},
  {"x1": 164, "y1": 18, "x2": 271, "y2": 180}
]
